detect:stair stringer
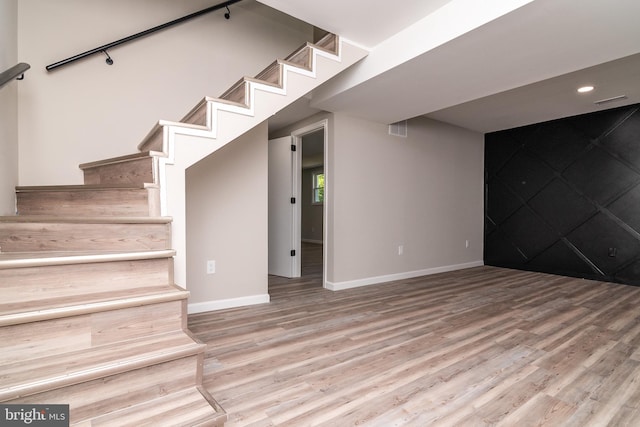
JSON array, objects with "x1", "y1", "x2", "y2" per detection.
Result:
[{"x1": 149, "y1": 38, "x2": 368, "y2": 288}]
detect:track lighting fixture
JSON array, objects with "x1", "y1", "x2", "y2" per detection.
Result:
[{"x1": 225, "y1": 6, "x2": 231, "y2": 19}]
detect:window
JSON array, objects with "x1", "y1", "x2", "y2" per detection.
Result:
[{"x1": 312, "y1": 171, "x2": 324, "y2": 204}]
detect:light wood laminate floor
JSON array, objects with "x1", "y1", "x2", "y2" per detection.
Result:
[{"x1": 189, "y1": 245, "x2": 640, "y2": 426}]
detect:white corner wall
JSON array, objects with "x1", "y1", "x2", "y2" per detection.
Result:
[
  {"x1": 186, "y1": 122, "x2": 269, "y2": 313},
  {"x1": 0, "y1": 0, "x2": 18, "y2": 215},
  {"x1": 327, "y1": 114, "x2": 484, "y2": 289},
  {"x1": 17, "y1": 0, "x2": 312, "y2": 186}
]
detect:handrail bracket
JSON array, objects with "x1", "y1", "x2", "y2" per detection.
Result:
[{"x1": 0, "y1": 63, "x2": 31, "y2": 89}]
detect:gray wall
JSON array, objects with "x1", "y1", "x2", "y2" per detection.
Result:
[
  {"x1": 186, "y1": 122, "x2": 268, "y2": 311},
  {"x1": 328, "y1": 114, "x2": 484, "y2": 287},
  {"x1": 0, "y1": 0, "x2": 18, "y2": 215},
  {"x1": 16, "y1": 0, "x2": 312, "y2": 185},
  {"x1": 272, "y1": 112, "x2": 485, "y2": 289}
]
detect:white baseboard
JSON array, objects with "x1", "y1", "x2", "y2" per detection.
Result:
[
  {"x1": 325, "y1": 261, "x2": 484, "y2": 291},
  {"x1": 188, "y1": 294, "x2": 270, "y2": 314},
  {"x1": 301, "y1": 239, "x2": 323, "y2": 244}
]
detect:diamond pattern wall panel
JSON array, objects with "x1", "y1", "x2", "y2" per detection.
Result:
[
  {"x1": 498, "y1": 152, "x2": 556, "y2": 201},
  {"x1": 485, "y1": 103, "x2": 640, "y2": 284},
  {"x1": 563, "y1": 146, "x2": 640, "y2": 205},
  {"x1": 528, "y1": 179, "x2": 597, "y2": 235},
  {"x1": 568, "y1": 213, "x2": 640, "y2": 274},
  {"x1": 528, "y1": 240, "x2": 596, "y2": 277}
]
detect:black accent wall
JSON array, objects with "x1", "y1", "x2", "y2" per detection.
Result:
[{"x1": 484, "y1": 103, "x2": 640, "y2": 285}]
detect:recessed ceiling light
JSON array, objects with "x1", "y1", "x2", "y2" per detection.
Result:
[{"x1": 577, "y1": 85, "x2": 594, "y2": 93}]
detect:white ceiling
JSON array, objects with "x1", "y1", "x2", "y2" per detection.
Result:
[
  {"x1": 261, "y1": 0, "x2": 640, "y2": 134},
  {"x1": 429, "y1": 53, "x2": 640, "y2": 133},
  {"x1": 254, "y1": 0, "x2": 453, "y2": 49}
]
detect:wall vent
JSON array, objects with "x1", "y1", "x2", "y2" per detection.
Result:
[
  {"x1": 389, "y1": 120, "x2": 408, "y2": 137},
  {"x1": 594, "y1": 95, "x2": 628, "y2": 106}
]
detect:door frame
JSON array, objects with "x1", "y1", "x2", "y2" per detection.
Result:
[{"x1": 291, "y1": 119, "x2": 328, "y2": 287}]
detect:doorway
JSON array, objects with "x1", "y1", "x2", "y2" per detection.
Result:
[
  {"x1": 292, "y1": 120, "x2": 327, "y2": 285},
  {"x1": 300, "y1": 129, "x2": 324, "y2": 280},
  {"x1": 267, "y1": 119, "x2": 328, "y2": 286}
]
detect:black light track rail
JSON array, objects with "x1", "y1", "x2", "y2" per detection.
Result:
[{"x1": 46, "y1": 0, "x2": 243, "y2": 72}]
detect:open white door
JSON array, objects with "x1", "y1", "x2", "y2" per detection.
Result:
[{"x1": 268, "y1": 136, "x2": 298, "y2": 277}]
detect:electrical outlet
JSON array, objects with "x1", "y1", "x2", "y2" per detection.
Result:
[
  {"x1": 207, "y1": 260, "x2": 216, "y2": 274},
  {"x1": 465, "y1": 240, "x2": 469, "y2": 248},
  {"x1": 398, "y1": 245, "x2": 404, "y2": 255}
]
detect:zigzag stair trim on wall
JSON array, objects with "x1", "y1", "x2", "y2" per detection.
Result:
[
  {"x1": 138, "y1": 34, "x2": 339, "y2": 152},
  {"x1": 133, "y1": 33, "x2": 368, "y2": 288}
]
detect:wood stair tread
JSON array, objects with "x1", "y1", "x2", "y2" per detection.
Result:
[
  {"x1": 180, "y1": 97, "x2": 213, "y2": 126},
  {"x1": 219, "y1": 78, "x2": 248, "y2": 105},
  {"x1": 78, "y1": 151, "x2": 164, "y2": 170},
  {"x1": 80, "y1": 152, "x2": 163, "y2": 186},
  {"x1": 313, "y1": 32, "x2": 339, "y2": 54},
  {"x1": 0, "y1": 215, "x2": 172, "y2": 224},
  {"x1": 209, "y1": 97, "x2": 250, "y2": 108},
  {"x1": 16, "y1": 183, "x2": 158, "y2": 192},
  {"x1": 0, "y1": 249, "x2": 175, "y2": 269},
  {"x1": 220, "y1": 58, "x2": 313, "y2": 104},
  {"x1": 284, "y1": 44, "x2": 313, "y2": 69},
  {"x1": 0, "y1": 284, "x2": 188, "y2": 326},
  {"x1": 156, "y1": 119, "x2": 208, "y2": 130},
  {"x1": 0, "y1": 330, "x2": 204, "y2": 401},
  {"x1": 244, "y1": 75, "x2": 282, "y2": 88},
  {"x1": 254, "y1": 60, "x2": 284, "y2": 86},
  {"x1": 278, "y1": 57, "x2": 313, "y2": 71},
  {"x1": 87, "y1": 386, "x2": 226, "y2": 427}
]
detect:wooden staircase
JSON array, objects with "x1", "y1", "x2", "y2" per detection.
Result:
[
  {"x1": 0, "y1": 33, "x2": 366, "y2": 425},
  {"x1": 136, "y1": 33, "x2": 367, "y2": 291},
  {"x1": 0, "y1": 178, "x2": 226, "y2": 425}
]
